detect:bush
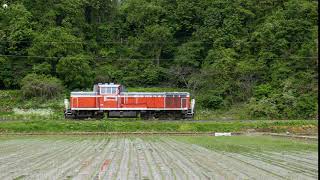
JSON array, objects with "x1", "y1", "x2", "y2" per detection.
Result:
[
  {"x1": 253, "y1": 84, "x2": 273, "y2": 99},
  {"x1": 198, "y1": 94, "x2": 224, "y2": 109},
  {"x1": 140, "y1": 65, "x2": 167, "y2": 85},
  {"x1": 21, "y1": 74, "x2": 64, "y2": 99},
  {"x1": 0, "y1": 90, "x2": 21, "y2": 112},
  {"x1": 247, "y1": 97, "x2": 279, "y2": 119},
  {"x1": 293, "y1": 94, "x2": 318, "y2": 119},
  {"x1": 247, "y1": 92, "x2": 318, "y2": 119}
]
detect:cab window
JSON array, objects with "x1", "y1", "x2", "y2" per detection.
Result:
[
  {"x1": 100, "y1": 87, "x2": 117, "y2": 94},
  {"x1": 111, "y1": 87, "x2": 117, "y2": 94},
  {"x1": 100, "y1": 87, "x2": 106, "y2": 94}
]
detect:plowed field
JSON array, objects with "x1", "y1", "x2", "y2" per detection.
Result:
[{"x1": 0, "y1": 136, "x2": 317, "y2": 180}]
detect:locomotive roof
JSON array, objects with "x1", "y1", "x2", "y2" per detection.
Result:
[
  {"x1": 97, "y1": 83, "x2": 120, "y2": 87},
  {"x1": 121, "y1": 92, "x2": 190, "y2": 96},
  {"x1": 70, "y1": 91, "x2": 190, "y2": 96}
]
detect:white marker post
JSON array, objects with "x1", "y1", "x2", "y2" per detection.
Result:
[{"x1": 215, "y1": 132, "x2": 232, "y2": 136}]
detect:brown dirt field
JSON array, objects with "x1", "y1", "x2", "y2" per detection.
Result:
[{"x1": 0, "y1": 136, "x2": 317, "y2": 180}]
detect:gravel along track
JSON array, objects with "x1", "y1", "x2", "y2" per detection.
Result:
[{"x1": 0, "y1": 136, "x2": 317, "y2": 180}]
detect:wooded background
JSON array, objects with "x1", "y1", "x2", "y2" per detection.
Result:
[{"x1": 0, "y1": 0, "x2": 318, "y2": 119}]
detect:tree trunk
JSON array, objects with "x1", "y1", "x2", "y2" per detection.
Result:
[{"x1": 155, "y1": 48, "x2": 162, "y2": 66}]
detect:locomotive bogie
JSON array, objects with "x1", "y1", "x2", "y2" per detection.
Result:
[{"x1": 108, "y1": 111, "x2": 138, "y2": 118}]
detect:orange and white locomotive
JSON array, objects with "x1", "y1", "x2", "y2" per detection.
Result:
[{"x1": 64, "y1": 83, "x2": 195, "y2": 119}]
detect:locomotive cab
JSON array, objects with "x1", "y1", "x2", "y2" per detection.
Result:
[{"x1": 98, "y1": 83, "x2": 120, "y2": 95}]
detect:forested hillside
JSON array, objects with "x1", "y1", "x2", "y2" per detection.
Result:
[{"x1": 0, "y1": 0, "x2": 318, "y2": 119}]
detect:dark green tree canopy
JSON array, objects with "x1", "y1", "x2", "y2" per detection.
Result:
[
  {"x1": 0, "y1": 0, "x2": 318, "y2": 119},
  {"x1": 56, "y1": 55, "x2": 94, "y2": 89}
]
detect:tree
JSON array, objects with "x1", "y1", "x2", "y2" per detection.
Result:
[
  {"x1": 28, "y1": 27, "x2": 83, "y2": 75},
  {"x1": 174, "y1": 0, "x2": 203, "y2": 34},
  {"x1": 0, "y1": 0, "x2": 318, "y2": 119},
  {"x1": 194, "y1": 48, "x2": 239, "y2": 104},
  {"x1": 0, "y1": 3, "x2": 33, "y2": 55},
  {"x1": 32, "y1": 62, "x2": 51, "y2": 75},
  {"x1": 136, "y1": 25, "x2": 173, "y2": 66},
  {"x1": 94, "y1": 64, "x2": 121, "y2": 84},
  {"x1": 0, "y1": 3, "x2": 34, "y2": 88},
  {"x1": 0, "y1": 57, "x2": 14, "y2": 88},
  {"x1": 56, "y1": 55, "x2": 94, "y2": 89},
  {"x1": 120, "y1": 0, "x2": 167, "y2": 32},
  {"x1": 171, "y1": 41, "x2": 204, "y2": 88}
]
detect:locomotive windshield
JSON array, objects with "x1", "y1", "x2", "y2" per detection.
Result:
[{"x1": 100, "y1": 87, "x2": 117, "y2": 94}]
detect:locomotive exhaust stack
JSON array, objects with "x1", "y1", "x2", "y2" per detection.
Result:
[{"x1": 64, "y1": 83, "x2": 195, "y2": 120}]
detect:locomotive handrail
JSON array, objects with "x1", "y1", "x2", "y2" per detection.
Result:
[
  {"x1": 71, "y1": 92, "x2": 98, "y2": 96},
  {"x1": 120, "y1": 92, "x2": 190, "y2": 96}
]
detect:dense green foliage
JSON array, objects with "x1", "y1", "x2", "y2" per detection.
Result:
[
  {"x1": 0, "y1": 0, "x2": 318, "y2": 119},
  {"x1": 21, "y1": 74, "x2": 64, "y2": 99}
]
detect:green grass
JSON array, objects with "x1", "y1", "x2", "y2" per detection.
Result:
[
  {"x1": 0, "y1": 117, "x2": 317, "y2": 133},
  {"x1": 173, "y1": 135, "x2": 318, "y2": 153}
]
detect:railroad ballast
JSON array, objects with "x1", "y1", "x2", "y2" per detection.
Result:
[{"x1": 64, "y1": 83, "x2": 195, "y2": 119}]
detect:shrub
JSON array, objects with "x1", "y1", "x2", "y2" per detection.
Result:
[
  {"x1": 253, "y1": 84, "x2": 273, "y2": 99},
  {"x1": 0, "y1": 90, "x2": 21, "y2": 111},
  {"x1": 198, "y1": 94, "x2": 224, "y2": 109},
  {"x1": 293, "y1": 94, "x2": 318, "y2": 119},
  {"x1": 247, "y1": 97, "x2": 279, "y2": 119},
  {"x1": 21, "y1": 74, "x2": 64, "y2": 99},
  {"x1": 140, "y1": 65, "x2": 167, "y2": 85},
  {"x1": 248, "y1": 91, "x2": 318, "y2": 120}
]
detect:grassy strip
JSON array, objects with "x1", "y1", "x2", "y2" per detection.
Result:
[
  {"x1": 0, "y1": 119, "x2": 317, "y2": 133},
  {"x1": 173, "y1": 136, "x2": 318, "y2": 153}
]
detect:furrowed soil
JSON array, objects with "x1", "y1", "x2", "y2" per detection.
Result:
[{"x1": 0, "y1": 135, "x2": 317, "y2": 180}]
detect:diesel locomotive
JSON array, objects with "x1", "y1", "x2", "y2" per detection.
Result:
[{"x1": 64, "y1": 83, "x2": 195, "y2": 119}]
